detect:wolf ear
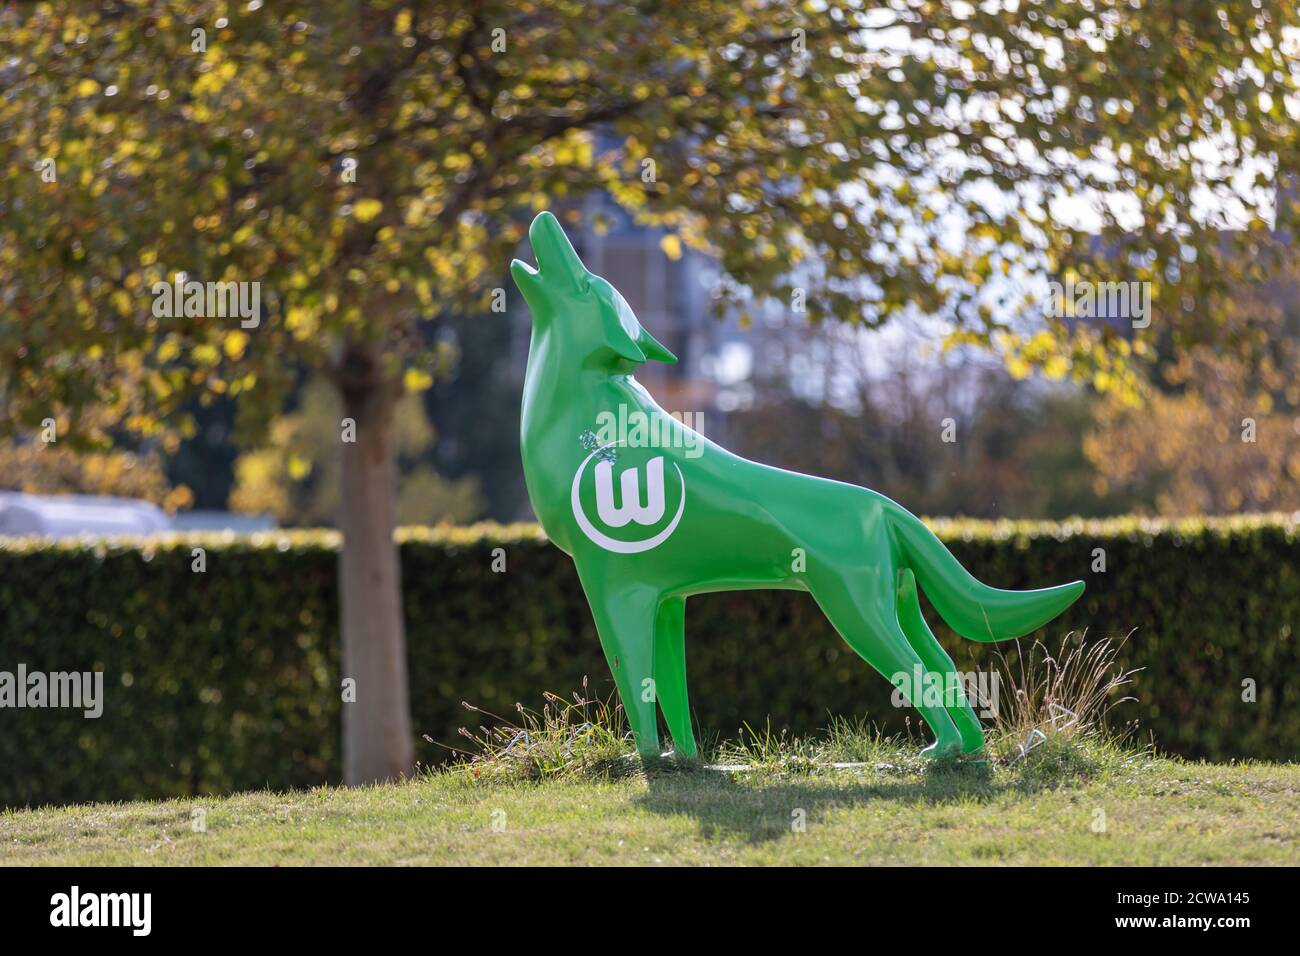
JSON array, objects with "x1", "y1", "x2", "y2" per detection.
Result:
[
  {"x1": 637, "y1": 327, "x2": 677, "y2": 364},
  {"x1": 602, "y1": 317, "x2": 677, "y2": 365},
  {"x1": 510, "y1": 258, "x2": 543, "y2": 305},
  {"x1": 527, "y1": 211, "x2": 589, "y2": 292},
  {"x1": 605, "y1": 319, "x2": 647, "y2": 364}
]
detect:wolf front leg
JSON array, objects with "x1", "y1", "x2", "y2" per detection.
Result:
[
  {"x1": 582, "y1": 581, "x2": 662, "y2": 759},
  {"x1": 653, "y1": 596, "x2": 697, "y2": 758}
]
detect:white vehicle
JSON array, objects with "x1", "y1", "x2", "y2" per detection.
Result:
[{"x1": 0, "y1": 492, "x2": 173, "y2": 538}]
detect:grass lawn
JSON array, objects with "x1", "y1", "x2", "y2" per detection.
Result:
[{"x1": 4, "y1": 737, "x2": 1298, "y2": 865}]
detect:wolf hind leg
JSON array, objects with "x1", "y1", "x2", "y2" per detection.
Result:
[
  {"x1": 896, "y1": 569, "x2": 986, "y2": 755},
  {"x1": 807, "y1": 567, "x2": 963, "y2": 760}
]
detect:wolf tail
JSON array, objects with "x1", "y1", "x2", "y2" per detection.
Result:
[{"x1": 887, "y1": 506, "x2": 1084, "y2": 642}]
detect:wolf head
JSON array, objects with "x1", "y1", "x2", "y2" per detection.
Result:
[{"x1": 511, "y1": 211, "x2": 677, "y2": 369}]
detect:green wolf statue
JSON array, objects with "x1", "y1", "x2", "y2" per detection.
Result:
[{"x1": 512, "y1": 211, "x2": 1083, "y2": 760}]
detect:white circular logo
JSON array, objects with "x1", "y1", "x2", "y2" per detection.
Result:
[{"x1": 570, "y1": 444, "x2": 686, "y2": 554}]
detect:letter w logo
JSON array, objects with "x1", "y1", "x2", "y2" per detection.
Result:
[{"x1": 594, "y1": 457, "x2": 666, "y2": 528}]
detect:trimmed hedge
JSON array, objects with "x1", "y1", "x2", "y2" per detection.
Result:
[{"x1": 2, "y1": 515, "x2": 1298, "y2": 807}]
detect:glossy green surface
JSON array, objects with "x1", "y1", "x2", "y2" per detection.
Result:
[{"x1": 512, "y1": 211, "x2": 1084, "y2": 760}]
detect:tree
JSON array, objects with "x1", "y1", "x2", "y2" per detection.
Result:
[
  {"x1": 229, "y1": 375, "x2": 484, "y2": 526},
  {"x1": 3, "y1": 1, "x2": 1297, "y2": 782},
  {"x1": 0, "y1": 438, "x2": 192, "y2": 511},
  {"x1": 1085, "y1": 250, "x2": 1300, "y2": 514}
]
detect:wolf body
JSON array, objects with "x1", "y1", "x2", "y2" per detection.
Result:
[{"x1": 512, "y1": 212, "x2": 1083, "y2": 759}]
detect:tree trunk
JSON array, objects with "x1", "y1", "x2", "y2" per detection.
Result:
[{"x1": 337, "y1": 349, "x2": 414, "y2": 785}]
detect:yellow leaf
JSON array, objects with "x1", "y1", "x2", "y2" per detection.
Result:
[
  {"x1": 75, "y1": 79, "x2": 101, "y2": 96},
  {"x1": 157, "y1": 339, "x2": 181, "y2": 362},
  {"x1": 394, "y1": 9, "x2": 411, "y2": 34},
  {"x1": 193, "y1": 343, "x2": 220, "y2": 366},
  {"x1": 403, "y1": 367, "x2": 433, "y2": 392},
  {"x1": 659, "y1": 234, "x2": 683, "y2": 261},
  {"x1": 287, "y1": 455, "x2": 312, "y2": 481},
  {"x1": 223, "y1": 330, "x2": 248, "y2": 360},
  {"x1": 1006, "y1": 355, "x2": 1032, "y2": 380},
  {"x1": 1042, "y1": 355, "x2": 1069, "y2": 381},
  {"x1": 353, "y1": 199, "x2": 383, "y2": 223}
]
